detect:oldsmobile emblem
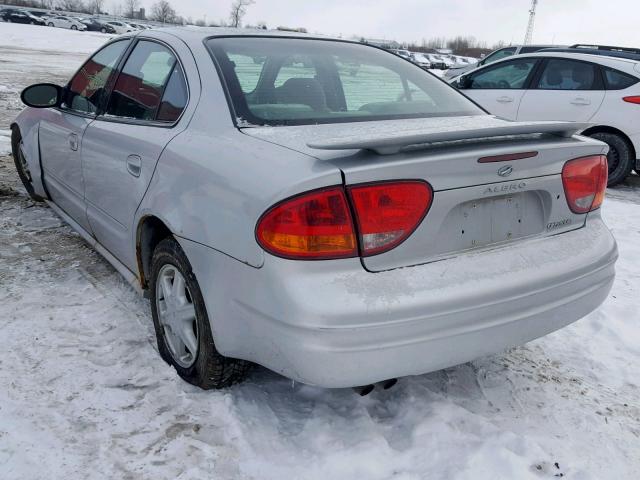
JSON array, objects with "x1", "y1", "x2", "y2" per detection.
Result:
[{"x1": 497, "y1": 165, "x2": 513, "y2": 177}]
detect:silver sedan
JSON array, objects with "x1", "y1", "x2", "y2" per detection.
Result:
[{"x1": 12, "y1": 28, "x2": 617, "y2": 389}]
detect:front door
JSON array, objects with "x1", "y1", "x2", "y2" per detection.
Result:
[
  {"x1": 517, "y1": 58, "x2": 605, "y2": 122},
  {"x1": 38, "y1": 39, "x2": 130, "y2": 230},
  {"x1": 82, "y1": 39, "x2": 190, "y2": 270},
  {"x1": 460, "y1": 57, "x2": 540, "y2": 120}
]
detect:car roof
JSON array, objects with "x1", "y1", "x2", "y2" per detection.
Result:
[
  {"x1": 157, "y1": 26, "x2": 338, "y2": 44},
  {"x1": 463, "y1": 50, "x2": 640, "y2": 77}
]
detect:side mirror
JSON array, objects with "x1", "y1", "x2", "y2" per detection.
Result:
[
  {"x1": 21, "y1": 83, "x2": 63, "y2": 109},
  {"x1": 456, "y1": 75, "x2": 470, "y2": 89}
]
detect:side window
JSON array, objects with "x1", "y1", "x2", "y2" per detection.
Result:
[
  {"x1": 65, "y1": 40, "x2": 129, "y2": 114},
  {"x1": 535, "y1": 59, "x2": 598, "y2": 90},
  {"x1": 468, "y1": 59, "x2": 537, "y2": 89},
  {"x1": 106, "y1": 41, "x2": 177, "y2": 121},
  {"x1": 603, "y1": 67, "x2": 639, "y2": 90},
  {"x1": 482, "y1": 47, "x2": 516, "y2": 65},
  {"x1": 157, "y1": 62, "x2": 188, "y2": 122}
]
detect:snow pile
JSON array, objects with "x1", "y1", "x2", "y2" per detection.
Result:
[
  {"x1": 0, "y1": 22, "x2": 112, "y2": 54},
  {"x1": 0, "y1": 186, "x2": 638, "y2": 480}
]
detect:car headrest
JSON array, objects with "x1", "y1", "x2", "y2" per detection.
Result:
[
  {"x1": 572, "y1": 65, "x2": 593, "y2": 87},
  {"x1": 276, "y1": 78, "x2": 327, "y2": 111}
]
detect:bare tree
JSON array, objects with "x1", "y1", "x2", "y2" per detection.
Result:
[
  {"x1": 150, "y1": 0, "x2": 176, "y2": 23},
  {"x1": 229, "y1": 0, "x2": 254, "y2": 28},
  {"x1": 56, "y1": 0, "x2": 84, "y2": 11},
  {"x1": 88, "y1": 0, "x2": 104, "y2": 13},
  {"x1": 122, "y1": 0, "x2": 139, "y2": 18}
]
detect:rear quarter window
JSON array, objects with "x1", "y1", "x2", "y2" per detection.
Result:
[{"x1": 603, "y1": 67, "x2": 639, "y2": 90}]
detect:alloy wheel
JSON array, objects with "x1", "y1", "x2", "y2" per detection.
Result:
[{"x1": 155, "y1": 264, "x2": 199, "y2": 368}]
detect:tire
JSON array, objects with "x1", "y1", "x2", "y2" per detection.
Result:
[
  {"x1": 588, "y1": 132, "x2": 634, "y2": 186},
  {"x1": 10, "y1": 127, "x2": 45, "y2": 202},
  {"x1": 71, "y1": 25, "x2": 77, "y2": 30},
  {"x1": 100, "y1": 27, "x2": 106, "y2": 33},
  {"x1": 150, "y1": 237, "x2": 251, "y2": 389},
  {"x1": 48, "y1": 22, "x2": 54, "y2": 27}
]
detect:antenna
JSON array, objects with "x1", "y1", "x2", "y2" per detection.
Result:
[{"x1": 524, "y1": 0, "x2": 538, "y2": 45}]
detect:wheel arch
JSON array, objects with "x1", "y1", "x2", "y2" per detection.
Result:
[
  {"x1": 581, "y1": 125, "x2": 636, "y2": 160},
  {"x1": 136, "y1": 215, "x2": 173, "y2": 289}
]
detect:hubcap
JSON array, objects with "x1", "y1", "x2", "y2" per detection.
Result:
[{"x1": 156, "y1": 265, "x2": 198, "y2": 368}]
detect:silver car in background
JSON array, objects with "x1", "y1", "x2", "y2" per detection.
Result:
[{"x1": 12, "y1": 29, "x2": 617, "y2": 390}]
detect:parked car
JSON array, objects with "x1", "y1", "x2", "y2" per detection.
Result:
[
  {"x1": 13, "y1": 30, "x2": 617, "y2": 390},
  {"x1": 439, "y1": 55, "x2": 456, "y2": 68},
  {"x1": 28, "y1": 10, "x2": 51, "y2": 21},
  {"x1": 425, "y1": 53, "x2": 447, "y2": 69},
  {"x1": 392, "y1": 48, "x2": 411, "y2": 59},
  {"x1": 444, "y1": 44, "x2": 564, "y2": 80},
  {"x1": 46, "y1": 15, "x2": 87, "y2": 30},
  {"x1": 106, "y1": 21, "x2": 133, "y2": 34},
  {"x1": 409, "y1": 52, "x2": 431, "y2": 69},
  {"x1": 452, "y1": 51, "x2": 640, "y2": 185},
  {"x1": 1, "y1": 9, "x2": 47, "y2": 25},
  {"x1": 127, "y1": 22, "x2": 146, "y2": 30},
  {"x1": 79, "y1": 17, "x2": 116, "y2": 33}
]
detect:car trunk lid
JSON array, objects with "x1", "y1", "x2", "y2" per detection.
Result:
[{"x1": 243, "y1": 116, "x2": 608, "y2": 271}]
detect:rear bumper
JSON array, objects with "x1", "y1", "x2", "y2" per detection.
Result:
[{"x1": 180, "y1": 216, "x2": 617, "y2": 388}]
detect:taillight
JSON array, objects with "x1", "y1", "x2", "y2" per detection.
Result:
[
  {"x1": 257, "y1": 181, "x2": 433, "y2": 260},
  {"x1": 623, "y1": 96, "x2": 640, "y2": 104},
  {"x1": 348, "y1": 181, "x2": 433, "y2": 256},
  {"x1": 256, "y1": 187, "x2": 357, "y2": 260},
  {"x1": 561, "y1": 155, "x2": 608, "y2": 214}
]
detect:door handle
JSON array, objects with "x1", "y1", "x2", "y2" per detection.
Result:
[
  {"x1": 496, "y1": 96, "x2": 514, "y2": 103},
  {"x1": 68, "y1": 133, "x2": 78, "y2": 151},
  {"x1": 126, "y1": 155, "x2": 142, "y2": 177},
  {"x1": 570, "y1": 97, "x2": 591, "y2": 106}
]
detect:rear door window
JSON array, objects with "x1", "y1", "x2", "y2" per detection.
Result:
[
  {"x1": 106, "y1": 40, "x2": 177, "y2": 121},
  {"x1": 157, "y1": 62, "x2": 188, "y2": 122},
  {"x1": 534, "y1": 59, "x2": 600, "y2": 90}
]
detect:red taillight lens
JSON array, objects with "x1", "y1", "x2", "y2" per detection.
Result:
[
  {"x1": 348, "y1": 181, "x2": 433, "y2": 256},
  {"x1": 623, "y1": 96, "x2": 640, "y2": 104},
  {"x1": 256, "y1": 187, "x2": 357, "y2": 260},
  {"x1": 562, "y1": 155, "x2": 608, "y2": 214}
]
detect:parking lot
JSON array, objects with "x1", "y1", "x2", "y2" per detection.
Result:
[{"x1": 1, "y1": 22, "x2": 640, "y2": 480}]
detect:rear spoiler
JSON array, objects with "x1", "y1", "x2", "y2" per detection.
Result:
[{"x1": 307, "y1": 121, "x2": 589, "y2": 155}]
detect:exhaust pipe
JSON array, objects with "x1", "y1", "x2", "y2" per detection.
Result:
[{"x1": 353, "y1": 379, "x2": 397, "y2": 396}]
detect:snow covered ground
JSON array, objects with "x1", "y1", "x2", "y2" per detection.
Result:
[{"x1": 1, "y1": 22, "x2": 639, "y2": 480}]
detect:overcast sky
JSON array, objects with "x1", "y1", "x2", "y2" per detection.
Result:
[{"x1": 133, "y1": 0, "x2": 637, "y2": 48}]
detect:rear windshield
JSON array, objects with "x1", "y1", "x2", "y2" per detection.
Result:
[{"x1": 206, "y1": 37, "x2": 483, "y2": 126}]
